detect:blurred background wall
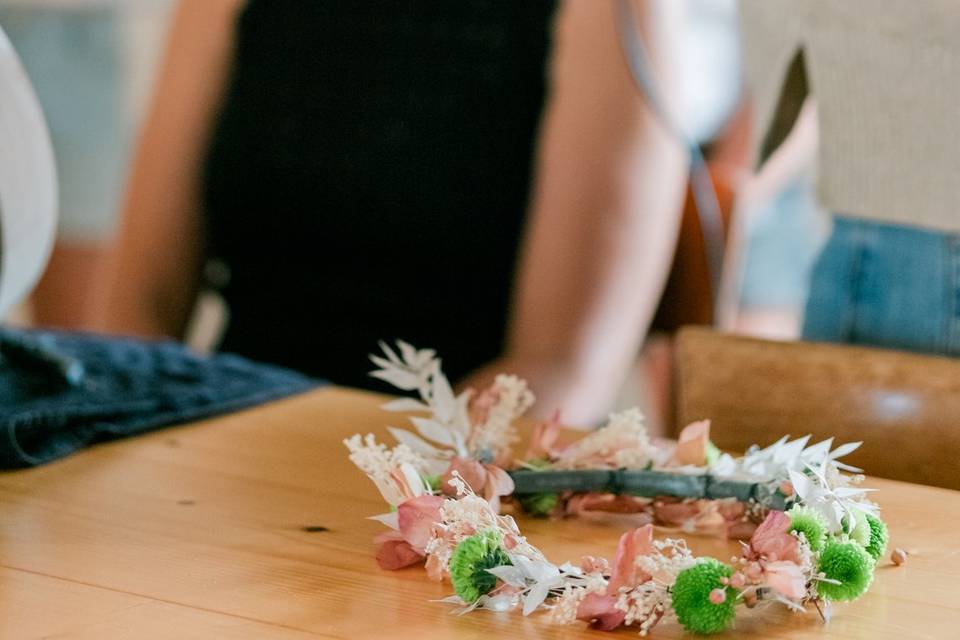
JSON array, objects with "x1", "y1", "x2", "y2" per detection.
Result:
[{"x1": 0, "y1": 0, "x2": 173, "y2": 326}]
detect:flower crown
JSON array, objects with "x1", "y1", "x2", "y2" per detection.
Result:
[{"x1": 344, "y1": 341, "x2": 895, "y2": 635}]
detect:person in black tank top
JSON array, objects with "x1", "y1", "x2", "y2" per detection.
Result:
[
  {"x1": 204, "y1": 1, "x2": 558, "y2": 388},
  {"x1": 96, "y1": 1, "x2": 689, "y2": 426}
]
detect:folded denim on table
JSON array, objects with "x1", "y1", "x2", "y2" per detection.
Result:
[{"x1": 0, "y1": 328, "x2": 318, "y2": 469}]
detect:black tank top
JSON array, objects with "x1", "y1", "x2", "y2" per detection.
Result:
[{"x1": 203, "y1": 0, "x2": 557, "y2": 388}]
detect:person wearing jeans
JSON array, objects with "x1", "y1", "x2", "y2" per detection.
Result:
[
  {"x1": 804, "y1": 216, "x2": 960, "y2": 356},
  {"x1": 739, "y1": 0, "x2": 960, "y2": 355}
]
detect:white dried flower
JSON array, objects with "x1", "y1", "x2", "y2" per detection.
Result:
[
  {"x1": 468, "y1": 374, "x2": 533, "y2": 463},
  {"x1": 371, "y1": 341, "x2": 475, "y2": 458},
  {"x1": 617, "y1": 582, "x2": 670, "y2": 636},
  {"x1": 554, "y1": 408, "x2": 654, "y2": 470},
  {"x1": 549, "y1": 573, "x2": 608, "y2": 625},
  {"x1": 638, "y1": 538, "x2": 697, "y2": 587},
  {"x1": 730, "y1": 436, "x2": 863, "y2": 484},
  {"x1": 788, "y1": 465, "x2": 877, "y2": 533},
  {"x1": 343, "y1": 433, "x2": 429, "y2": 505},
  {"x1": 425, "y1": 473, "x2": 545, "y2": 577}
]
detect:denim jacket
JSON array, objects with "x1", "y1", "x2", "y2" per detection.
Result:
[{"x1": 0, "y1": 328, "x2": 317, "y2": 468}]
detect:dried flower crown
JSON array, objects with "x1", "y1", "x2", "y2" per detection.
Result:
[{"x1": 344, "y1": 342, "x2": 892, "y2": 635}]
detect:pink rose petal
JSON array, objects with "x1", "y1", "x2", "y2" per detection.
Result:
[
  {"x1": 653, "y1": 499, "x2": 701, "y2": 525},
  {"x1": 675, "y1": 420, "x2": 711, "y2": 466},
  {"x1": 717, "y1": 499, "x2": 746, "y2": 521},
  {"x1": 607, "y1": 525, "x2": 654, "y2": 594},
  {"x1": 525, "y1": 410, "x2": 562, "y2": 460},
  {"x1": 397, "y1": 495, "x2": 444, "y2": 552},
  {"x1": 747, "y1": 511, "x2": 799, "y2": 564},
  {"x1": 763, "y1": 561, "x2": 807, "y2": 599},
  {"x1": 442, "y1": 457, "x2": 487, "y2": 496},
  {"x1": 718, "y1": 500, "x2": 755, "y2": 539},
  {"x1": 483, "y1": 464, "x2": 516, "y2": 499},
  {"x1": 576, "y1": 593, "x2": 626, "y2": 631},
  {"x1": 374, "y1": 530, "x2": 424, "y2": 570},
  {"x1": 567, "y1": 493, "x2": 649, "y2": 515}
]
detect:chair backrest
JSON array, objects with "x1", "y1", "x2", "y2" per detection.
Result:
[{"x1": 673, "y1": 326, "x2": 960, "y2": 490}]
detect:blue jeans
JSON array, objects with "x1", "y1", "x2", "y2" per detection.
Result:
[
  {"x1": 803, "y1": 215, "x2": 960, "y2": 355},
  {"x1": 0, "y1": 329, "x2": 318, "y2": 469}
]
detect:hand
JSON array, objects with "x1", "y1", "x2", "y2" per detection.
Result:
[{"x1": 458, "y1": 355, "x2": 617, "y2": 430}]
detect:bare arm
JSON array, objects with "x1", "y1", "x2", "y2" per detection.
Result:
[
  {"x1": 91, "y1": 0, "x2": 242, "y2": 337},
  {"x1": 717, "y1": 97, "x2": 819, "y2": 333},
  {"x1": 464, "y1": 0, "x2": 688, "y2": 426}
]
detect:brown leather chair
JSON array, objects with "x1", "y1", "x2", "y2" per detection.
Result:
[{"x1": 673, "y1": 326, "x2": 960, "y2": 490}]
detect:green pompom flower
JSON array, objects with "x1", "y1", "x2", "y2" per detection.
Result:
[
  {"x1": 817, "y1": 540, "x2": 875, "y2": 602},
  {"x1": 864, "y1": 514, "x2": 889, "y2": 561},
  {"x1": 788, "y1": 505, "x2": 828, "y2": 552},
  {"x1": 672, "y1": 559, "x2": 736, "y2": 634},
  {"x1": 519, "y1": 492, "x2": 559, "y2": 517},
  {"x1": 848, "y1": 513, "x2": 872, "y2": 547},
  {"x1": 787, "y1": 505, "x2": 827, "y2": 551},
  {"x1": 449, "y1": 530, "x2": 512, "y2": 603}
]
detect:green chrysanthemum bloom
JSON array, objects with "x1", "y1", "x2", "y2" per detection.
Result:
[
  {"x1": 848, "y1": 513, "x2": 872, "y2": 547},
  {"x1": 817, "y1": 539, "x2": 875, "y2": 602},
  {"x1": 672, "y1": 559, "x2": 736, "y2": 634},
  {"x1": 449, "y1": 530, "x2": 512, "y2": 603},
  {"x1": 788, "y1": 505, "x2": 828, "y2": 552},
  {"x1": 519, "y1": 492, "x2": 559, "y2": 517},
  {"x1": 864, "y1": 514, "x2": 889, "y2": 561}
]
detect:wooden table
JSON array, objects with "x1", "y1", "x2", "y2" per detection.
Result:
[{"x1": 1, "y1": 387, "x2": 958, "y2": 639}]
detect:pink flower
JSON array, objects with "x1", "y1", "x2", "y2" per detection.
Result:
[
  {"x1": 442, "y1": 457, "x2": 487, "y2": 495},
  {"x1": 717, "y1": 499, "x2": 746, "y2": 521},
  {"x1": 373, "y1": 530, "x2": 423, "y2": 570},
  {"x1": 762, "y1": 560, "x2": 807, "y2": 600},
  {"x1": 373, "y1": 494, "x2": 443, "y2": 571},
  {"x1": 525, "y1": 411, "x2": 562, "y2": 460},
  {"x1": 674, "y1": 420, "x2": 711, "y2": 466},
  {"x1": 397, "y1": 494, "x2": 444, "y2": 553},
  {"x1": 566, "y1": 493, "x2": 649, "y2": 515},
  {"x1": 440, "y1": 457, "x2": 515, "y2": 512},
  {"x1": 653, "y1": 498, "x2": 704, "y2": 526},
  {"x1": 481, "y1": 464, "x2": 516, "y2": 512},
  {"x1": 576, "y1": 593, "x2": 626, "y2": 631},
  {"x1": 714, "y1": 500, "x2": 757, "y2": 539},
  {"x1": 643, "y1": 497, "x2": 755, "y2": 539},
  {"x1": 575, "y1": 526, "x2": 656, "y2": 632},
  {"x1": 744, "y1": 511, "x2": 800, "y2": 564},
  {"x1": 607, "y1": 526, "x2": 654, "y2": 593},
  {"x1": 739, "y1": 512, "x2": 807, "y2": 600}
]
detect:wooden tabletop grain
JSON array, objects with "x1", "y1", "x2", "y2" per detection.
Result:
[{"x1": 1, "y1": 387, "x2": 957, "y2": 639}]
